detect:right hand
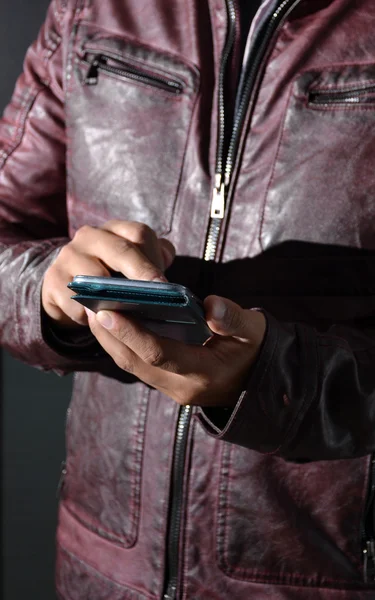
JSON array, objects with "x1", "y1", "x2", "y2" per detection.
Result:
[{"x1": 42, "y1": 220, "x2": 176, "y2": 328}]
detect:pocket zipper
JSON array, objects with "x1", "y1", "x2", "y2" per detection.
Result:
[
  {"x1": 362, "y1": 455, "x2": 375, "y2": 583},
  {"x1": 309, "y1": 84, "x2": 375, "y2": 106},
  {"x1": 83, "y1": 52, "x2": 184, "y2": 95}
]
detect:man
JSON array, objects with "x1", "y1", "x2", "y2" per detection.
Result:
[{"x1": 1, "y1": 0, "x2": 375, "y2": 598}]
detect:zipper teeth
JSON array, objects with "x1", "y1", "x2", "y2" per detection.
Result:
[
  {"x1": 225, "y1": 0, "x2": 301, "y2": 183},
  {"x1": 362, "y1": 455, "x2": 375, "y2": 542},
  {"x1": 309, "y1": 85, "x2": 375, "y2": 105},
  {"x1": 362, "y1": 455, "x2": 375, "y2": 582},
  {"x1": 204, "y1": 218, "x2": 222, "y2": 262},
  {"x1": 164, "y1": 406, "x2": 192, "y2": 599},
  {"x1": 215, "y1": 0, "x2": 237, "y2": 175},
  {"x1": 84, "y1": 53, "x2": 183, "y2": 94}
]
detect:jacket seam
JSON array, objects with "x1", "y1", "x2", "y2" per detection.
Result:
[
  {"x1": 217, "y1": 446, "x2": 367, "y2": 585},
  {"x1": 0, "y1": 3, "x2": 64, "y2": 170},
  {"x1": 13, "y1": 238, "x2": 61, "y2": 357},
  {"x1": 258, "y1": 80, "x2": 294, "y2": 251},
  {"x1": 57, "y1": 543, "x2": 153, "y2": 599},
  {"x1": 218, "y1": 442, "x2": 359, "y2": 584},
  {"x1": 259, "y1": 324, "x2": 317, "y2": 456},
  {"x1": 62, "y1": 496, "x2": 134, "y2": 547},
  {"x1": 279, "y1": 324, "x2": 319, "y2": 453},
  {"x1": 0, "y1": 85, "x2": 43, "y2": 170}
]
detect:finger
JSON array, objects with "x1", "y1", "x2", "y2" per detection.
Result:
[
  {"x1": 102, "y1": 220, "x2": 167, "y2": 272},
  {"x1": 86, "y1": 310, "x2": 173, "y2": 388},
  {"x1": 204, "y1": 295, "x2": 267, "y2": 343},
  {"x1": 95, "y1": 309, "x2": 210, "y2": 376},
  {"x1": 159, "y1": 238, "x2": 176, "y2": 270},
  {"x1": 43, "y1": 251, "x2": 111, "y2": 326},
  {"x1": 72, "y1": 225, "x2": 167, "y2": 282}
]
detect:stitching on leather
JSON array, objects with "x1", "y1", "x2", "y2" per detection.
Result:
[
  {"x1": 79, "y1": 42, "x2": 189, "y2": 91},
  {"x1": 0, "y1": 0, "x2": 64, "y2": 170},
  {"x1": 216, "y1": 441, "x2": 230, "y2": 574},
  {"x1": 309, "y1": 78, "x2": 375, "y2": 94},
  {"x1": 62, "y1": 501, "x2": 133, "y2": 547},
  {"x1": 163, "y1": 63, "x2": 201, "y2": 236},
  {"x1": 223, "y1": 443, "x2": 232, "y2": 575},
  {"x1": 76, "y1": 20, "x2": 200, "y2": 77},
  {"x1": 127, "y1": 386, "x2": 149, "y2": 544},
  {"x1": 57, "y1": 544, "x2": 152, "y2": 599},
  {"x1": 44, "y1": 29, "x2": 62, "y2": 66},
  {"x1": 180, "y1": 416, "x2": 197, "y2": 600},
  {"x1": 0, "y1": 85, "x2": 41, "y2": 171},
  {"x1": 76, "y1": 62, "x2": 186, "y2": 102},
  {"x1": 258, "y1": 81, "x2": 294, "y2": 251},
  {"x1": 309, "y1": 104, "x2": 375, "y2": 113},
  {"x1": 218, "y1": 445, "x2": 365, "y2": 585},
  {"x1": 258, "y1": 62, "x2": 375, "y2": 249},
  {"x1": 158, "y1": 402, "x2": 181, "y2": 577},
  {"x1": 63, "y1": 387, "x2": 148, "y2": 548}
]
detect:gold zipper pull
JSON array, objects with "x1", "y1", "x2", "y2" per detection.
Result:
[{"x1": 210, "y1": 173, "x2": 226, "y2": 219}]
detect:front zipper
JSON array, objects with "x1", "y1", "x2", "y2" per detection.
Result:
[
  {"x1": 164, "y1": 1, "x2": 303, "y2": 597},
  {"x1": 362, "y1": 454, "x2": 375, "y2": 583},
  {"x1": 83, "y1": 52, "x2": 184, "y2": 95},
  {"x1": 204, "y1": 0, "x2": 302, "y2": 262},
  {"x1": 309, "y1": 84, "x2": 375, "y2": 106},
  {"x1": 204, "y1": 0, "x2": 238, "y2": 262},
  {"x1": 163, "y1": 405, "x2": 192, "y2": 600}
]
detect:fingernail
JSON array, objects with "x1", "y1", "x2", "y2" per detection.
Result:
[
  {"x1": 84, "y1": 307, "x2": 94, "y2": 316},
  {"x1": 97, "y1": 311, "x2": 113, "y2": 329},
  {"x1": 211, "y1": 298, "x2": 227, "y2": 321},
  {"x1": 153, "y1": 275, "x2": 168, "y2": 283}
]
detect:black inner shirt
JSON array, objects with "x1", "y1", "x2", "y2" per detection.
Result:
[{"x1": 238, "y1": 0, "x2": 262, "y2": 57}]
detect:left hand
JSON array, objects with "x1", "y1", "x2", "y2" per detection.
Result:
[{"x1": 86, "y1": 296, "x2": 267, "y2": 408}]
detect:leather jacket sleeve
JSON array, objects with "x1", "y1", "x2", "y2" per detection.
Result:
[
  {"x1": 198, "y1": 309, "x2": 375, "y2": 461},
  {"x1": 0, "y1": 1, "x2": 102, "y2": 373}
]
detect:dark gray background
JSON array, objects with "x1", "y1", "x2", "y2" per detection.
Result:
[{"x1": 1, "y1": 2, "x2": 72, "y2": 599}]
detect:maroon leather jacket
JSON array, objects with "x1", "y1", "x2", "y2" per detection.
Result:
[{"x1": 2, "y1": 0, "x2": 375, "y2": 598}]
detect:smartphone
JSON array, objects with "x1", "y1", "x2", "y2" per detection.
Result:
[{"x1": 68, "y1": 275, "x2": 212, "y2": 345}]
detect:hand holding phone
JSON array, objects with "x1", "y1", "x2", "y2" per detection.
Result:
[
  {"x1": 68, "y1": 276, "x2": 212, "y2": 344},
  {"x1": 41, "y1": 220, "x2": 175, "y2": 328}
]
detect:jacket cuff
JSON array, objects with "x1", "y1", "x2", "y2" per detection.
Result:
[
  {"x1": 8, "y1": 240, "x2": 107, "y2": 374},
  {"x1": 197, "y1": 312, "x2": 318, "y2": 456},
  {"x1": 41, "y1": 310, "x2": 105, "y2": 360}
]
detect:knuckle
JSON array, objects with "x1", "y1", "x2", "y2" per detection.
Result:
[
  {"x1": 73, "y1": 225, "x2": 93, "y2": 243},
  {"x1": 131, "y1": 222, "x2": 154, "y2": 244},
  {"x1": 102, "y1": 219, "x2": 118, "y2": 229},
  {"x1": 56, "y1": 243, "x2": 71, "y2": 262},
  {"x1": 116, "y1": 352, "x2": 136, "y2": 374},
  {"x1": 226, "y1": 308, "x2": 242, "y2": 331},
  {"x1": 114, "y1": 237, "x2": 133, "y2": 256},
  {"x1": 143, "y1": 345, "x2": 167, "y2": 368}
]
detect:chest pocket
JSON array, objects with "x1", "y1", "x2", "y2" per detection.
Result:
[{"x1": 66, "y1": 22, "x2": 199, "y2": 236}]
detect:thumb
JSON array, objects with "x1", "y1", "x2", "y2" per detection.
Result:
[{"x1": 205, "y1": 295, "x2": 267, "y2": 342}]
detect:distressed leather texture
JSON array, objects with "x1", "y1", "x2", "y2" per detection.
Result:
[{"x1": 1, "y1": 0, "x2": 375, "y2": 598}]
